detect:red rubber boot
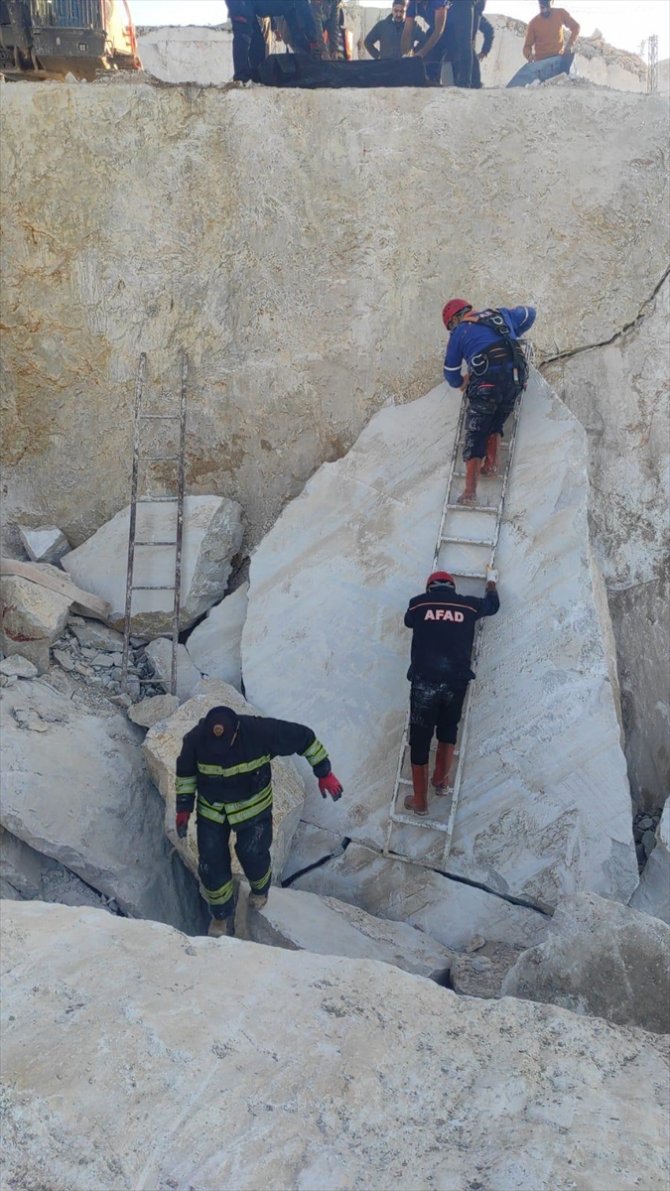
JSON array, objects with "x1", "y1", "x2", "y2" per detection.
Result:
[
  {"x1": 432, "y1": 742, "x2": 455, "y2": 795},
  {"x1": 457, "y1": 458, "x2": 482, "y2": 505},
  {"x1": 481, "y1": 433, "x2": 501, "y2": 476},
  {"x1": 404, "y1": 764, "x2": 429, "y2": 816}
]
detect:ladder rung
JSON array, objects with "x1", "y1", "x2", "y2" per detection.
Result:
[
  {"x1": 134, "y1": 540, "x2": 177, "y2": 547},
  {"x1": 138, "y1": 676, "x2": 166, "y2": 684},
  {"x1": 445, "y1": 503, "x2": 498, "y2": 513},
  {"x1": 440, "y1": 534, "x2": 495, "y2": 547},
  {"x1": 131, "y1": 584, "x2": 175, "y2": 591},
  {"x1": 390, "y1": 810, "x2": 451, "y2": 833},
  {"x1": 398, "y1": 777, "x2": 412, "y2": 786},
  {"x1": 136, "y1": 497, "x2": 177, "y2": 503},
  {"x1": 144, "y1": 456, "x2": 180, "y2": 462},
  {"x1": 447, "y1": 570, "x2": 487, "y2": 580},
  {"x1": 139, "y1": 414, "x2": 181, "y2": 420}
]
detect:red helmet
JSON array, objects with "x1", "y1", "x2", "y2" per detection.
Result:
[
  {"x1": 426, "y1": 571, "x2": 455, "y2": 588},
  {"x1": 442, "y1": 299, "x2": 472, "y2": 328}
]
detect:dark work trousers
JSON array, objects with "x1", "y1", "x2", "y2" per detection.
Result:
[
  {"x1": 229, "y1": 0, "x2": 318, "y2": 79},
  {"x1": 409, "y1": 676, "x2": 469, "y2": 764},
  {"x1": 444, "y1": 0, "x2": 475, "y2": 87},
  {"x1": 196, "y1": 809, "x2": 273, "y2": 919},
  {"x1": 471, "y1": 53, "x2": 482, "y2": 88},
  {"x1": 463, "y1": 371, "x2": 519, "y2": 461}
]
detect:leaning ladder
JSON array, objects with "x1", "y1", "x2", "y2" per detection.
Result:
[
  {"x1": 121, "y1": 352, "x2": 188, "y2": 696},
  {"x1": 382, "y1": 387, "x2": 524, "y2": 871}
]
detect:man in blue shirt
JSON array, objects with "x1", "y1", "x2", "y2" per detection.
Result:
[{"x1": 443, "y1": 298, "x2": 536, "y2": 504}]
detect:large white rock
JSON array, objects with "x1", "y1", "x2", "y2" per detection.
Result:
[
  {"x1": 145, "y1": 636, "x2": 202, "y2": 702},
  {"x1": 0, "y1": 573, "x2": 71, "y2": 673},
  {"x1": 18, "y1": 524, "x2": 70, "y2": 564},
  {"x1": 62, "y1": 496, "x2": 243, "y2": 636},
  {"x1": 502, "y1": 891, "x2": 670, "y2": 1035},
  {"x1": 143, "y1": 679, "x2": 305, "y2": 884},
  {"x1": 544, "y1": 276, "x2": 670, "y2": 808},
  {"x1": 243, "y1": 377, "x2": 638, "y2": 912},
  {"x1": 2, "y1": 902, "x2": 669, "y2": 1191},
  {"x1": 240, "y1": 883, "x2": 454, "y2": 980},
  {"x1": 0, "y1": 827, "x2": 109, "y2": 911},
  {"x1": 0, "y1": 679, "x2": 202, "y2": 930},
  {"x1": 631, "y1": 800, "x2": 670, "y2": 924},
  {"x1": 186, "y1": 581, "x2": 248, "y2": 689},
  {"x1": 292, "y1": 842, "x2": 548, "y2": 951},
  {"x1": 138, "y1": 25, "x2": 234, "y2": 84}
]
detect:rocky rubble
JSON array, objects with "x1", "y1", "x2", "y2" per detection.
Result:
[
  {"x1": 631, "y1": 801, "x2": 670, "y2": 925},
  {"x1": 0, "y1": 571, "x2": 71, "y2": 673},
  {"x1": 2, "y1": 902, "x2": 669, "y2": 1191}
]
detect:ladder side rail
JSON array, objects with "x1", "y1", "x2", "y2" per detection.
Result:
[
  {"x1": 170, "y1": 351, "x2": 188, "y2": 697},
  {"x1": 383, "y1": 721, "x2": 410, "y2": 856},
  {"x1": 432, "y1": 397, "x2": 468, "y2": 568},
  {"x1": 122, "y1": 352, "x2": 147, "y2": 692}
]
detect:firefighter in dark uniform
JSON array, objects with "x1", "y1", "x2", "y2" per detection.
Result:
[
  {"x1": 403, "y1": 568, "x2": 499, "y2": 815},
  {"x1": 175, "y1": 705, "x2": 343, "y2": 936},
  {"x1": 228, "y1": 0, "x2": 323, "y2": 82}
]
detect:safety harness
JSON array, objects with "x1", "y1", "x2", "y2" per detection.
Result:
[{"x1": 467, "y1": 309, "x2": 529, "y2": 392}]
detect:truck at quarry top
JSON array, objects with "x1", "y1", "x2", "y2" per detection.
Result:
[{"x1": 0, "y1": 0, "x2": 140, "y2": 80}]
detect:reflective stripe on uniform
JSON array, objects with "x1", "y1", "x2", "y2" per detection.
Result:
[
  {"x1": 197, "y1": 755, "x2": 271, "y2": 779},
  {"x1": 249, "y1": 865, "x2": 272, "y2": 891},
  {"x1": 302, "y1": 738, "x2": 328, "y2": 767},
  {"x1": 176, "y1": 775, "x2": 197, "y2": 795},
  {"x1": 197, "y1": 797, "x2": 228, "y2": 825},
  {"x1": 204, "y1": 879, "x2": 234, "y2": 906},
  {"x1": 226, "y1": 784, "x2": 273, "y2": 826}
]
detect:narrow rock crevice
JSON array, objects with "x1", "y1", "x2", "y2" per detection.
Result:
[
  {"x1": 282, "y1": 837, "x2": 351, "y2": 887},
  {"x1": 539, "y1": 265, "x2": 669, "y2": 368}
]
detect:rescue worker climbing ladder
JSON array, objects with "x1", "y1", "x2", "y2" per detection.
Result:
[{"x1": 175, "y1": 705, "x2": 343, "y2": 937}]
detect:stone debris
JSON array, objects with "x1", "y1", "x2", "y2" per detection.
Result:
[
  {"x1": 186, "y1": 581, "x2": 248, "y2": 690},
  {"x1": 0, "y1": 678, "x2": 203, "y2": 931},
  {"x1": 143, "y1": 679, "x2": 305, "y2": 884},
  {"x1": 2, "y1": 902, "x2": 669, "y2": 1191},
  {"x1": 0, "y1": 573, "x2": 71, "y2": 673},
  {"x1": 631, "y1": 800, "x2": 670, "y2": 925},
  {"x1": 292, "y1": 841, "x2": 548, "y2": 951},
  {"x1": 502, "y1": 891, "x2": 670, "y2": 1035},
  {"x1": 68, "y1": 615, "x2": 124, "y2": 652},
  {"x1": 145, "y1": 636, "x2": 202, "y2": 703},
  {"x1": 128, "y1": 693, "x2": 179, "y2": 729},
  {"x1": 62, "y1": 495, "x2": 244, "y2": 636},
  {"x1": 0, "y1": 655, "x2": 39, "y2": 679},
  {"x1": 18, "y1": 524, "x2": 70, "y2": 565},
  {"x1": 449, "y1": 941, "x2": 526, "y2": 999},
  {"x1": 239, "y1": 883, "x2": 455, "y2": 981},
  {"x1": 244, "y1": 377, "x2": 638, "y2": 912}
]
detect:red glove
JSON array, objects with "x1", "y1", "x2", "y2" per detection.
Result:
[
  {"x1": 318, "y1": 773, "x2": 343, "y2": 801},
  {"x1": 176, "y1": 810, "x2": 191, "y2": 838}
]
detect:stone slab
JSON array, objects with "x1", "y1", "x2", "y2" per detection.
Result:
[
  {"x1": 127, "y1": 693, "x2": 179, "y2": 730},
  {"x1": 243, "y1": 378, "x2": 638, "y2": 910},
  {"x1": 502, "y1": 891, "x2": 670, "y2": 1034},
  {"x1": 18, "y1": 524, "x2": 70, "y2": 564},
  {"x1": 62, "y1": 496, "x2": 243, "y2": 635},
  {"x1": 0, "y1": 574, "x2": 70, "y2": 673},
  {"x1": 0, "y1": 826, "x2": 109, "y2": 912},
  {"x1": 143, "y1": 679, "x2": 305, "y2": 885},
  {"x1": 2, "y1": 902, "x2": 668, "y2": 1191},
  {"x1": 185, "y1": 581, "x2": 248, "y2": 690},
  {"x1": 0, "y1": 655, "x2": 39, "y2": 679},
  {"x1": 281, "y1": 820, "x2": 346, "y2": 882},
  {"x1": 68, "y1": 616, "x2": 125, "y2": 652},
  {"x1": 145, "y1": 637, "x2": 202, "y2": 702}
]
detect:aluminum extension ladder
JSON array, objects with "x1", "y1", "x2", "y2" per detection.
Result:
[
  {"x1": 121, "y1": 352, "x2": 188, "y2": 696},
  {"x1": 382, "y1": 385, "x2": 524, "y2": 871}
]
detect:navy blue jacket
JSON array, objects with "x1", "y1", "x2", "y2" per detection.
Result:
[
  {"x1": 444, "y1": 305, "x2": 536, "y2": 388},
  {"x1": 405, "y1": 585, "x2": 500, "y2": 682}
]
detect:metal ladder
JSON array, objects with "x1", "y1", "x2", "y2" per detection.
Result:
[
  {"x1": 121, "y1": 352, "x2": 188, "y2": 696},
  {"x1": 382, "y1": 387, "x2": 523, "y2": 871}
]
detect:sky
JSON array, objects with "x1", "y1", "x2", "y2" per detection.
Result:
[{"x1": 130, "y1": 0, "x2": 670, "y2": 58}]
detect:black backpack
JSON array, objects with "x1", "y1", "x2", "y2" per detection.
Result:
[{"x1": 469, "y1": 309, "x2": 530, "y2": 392}]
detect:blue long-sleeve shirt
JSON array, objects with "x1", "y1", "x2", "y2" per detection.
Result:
[{"x1": 444, "y1": 305, "x2": 536, "y2": 388}]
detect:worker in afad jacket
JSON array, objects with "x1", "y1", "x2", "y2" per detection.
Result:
[
  {"x1": 443, "y1": 298, "x2": 536, "y2": 506},
  {"x1": 403, "y1": 569, "x2": 499, "y2": 816},
  {"x1": 175, "y1": 706, "x2": 343, "y2": 937}
]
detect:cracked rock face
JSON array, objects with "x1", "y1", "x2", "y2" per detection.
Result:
[
  {"x1": 2, "y1": 84, "x2": 667, "y2": 547},
  {"x1": 243, "y1": 376, "x2": 638, "y2": 919},
  {"x1": 2, "y1": 902, "x2": 669, "y2": 1191}
]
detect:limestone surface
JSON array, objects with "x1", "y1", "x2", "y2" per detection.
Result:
[
  {"x1": 143, "y1": 679, "x2": 305, "y2": 884},
  {"x1": 240, "y1": 883, "x2": 454, "y2": 980},
  {"x1": 18, "y1": 524, "x2": 70, "y2": 564},
  {"x1": 631, "y1": 800, "x2": 670, "y2": 925},
  {"x1": 127, "y1": 692, "x2": 179, "y2": 729},
  {"x1": 544, "y1": 276, "x2": 670, "y2": 808},
  {"x1": 243, "y1": 377, "x2": 638, "y2": 911},
  {"x1": 0, "y1": 678, "x2": 202, "y2": 930},
  {"x1": 62, "y1": 496, "x2": 243, "y2": 635},
  {"x1": 2, "y1": 902, "x2": 669, "y2": 1191},
  {"x1": 0, "y1": 827, "x2": 110, "y2": 911},
  {"x1": 0, "y1": 574, "x2": 70, "y2": 673},
  {"x1": 2, "y1": 84, "x2": 667, "y2": 548},
  {"x1": 186, "y1": 581, "x2": 248, "y2": 689},
  {"x1": 145, "y1": 636, "x2": 202, "y2": 702},
  {"x1": 292, "y1": 842, "x2": 548, "y2": 951},
  {"x1": 502, "y1": 891, "x2": 670, "y2": 1034}
]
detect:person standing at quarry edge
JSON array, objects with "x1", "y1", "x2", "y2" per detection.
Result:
[
  {"x1": 508, "y1": 0, "x2": 579, "y2": 86},
  {"x1": 403, "y1": 569, "x2": 500, "y2": 816},
  {"x1": 443, "y1": 298, "x2": 536, "y2": 505},
  {"x1": 175, "y1": 705, "x2": 343, "y2": 937},
  {"x1": 228, "y1": 0, "x2": 324, "y2": 82},
  {"x1": 365, "y1": 3, "x2": 424, "y2": 61}
]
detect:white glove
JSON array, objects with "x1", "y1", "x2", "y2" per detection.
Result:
[{"x1": 486, "y1": 566, "x2": 498, "y2": 584}]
